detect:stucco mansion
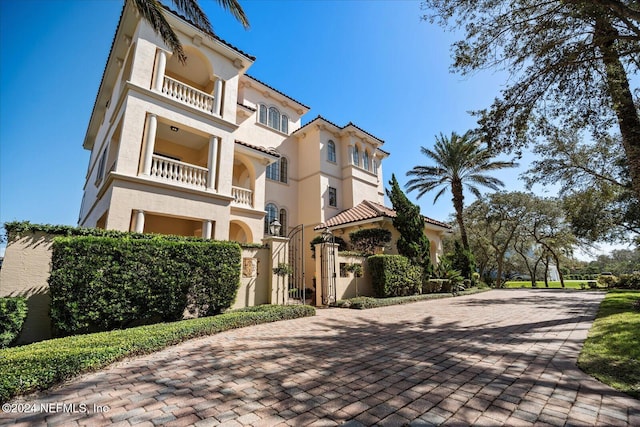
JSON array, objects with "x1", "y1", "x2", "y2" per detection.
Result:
[{"x1": 78, "y1": 2, "x2": 451, "y2": 272}]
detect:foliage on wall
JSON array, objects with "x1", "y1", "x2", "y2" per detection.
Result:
[
  {"x1": 49, "y1": 236, "x2": 241, "y2": 336},
  {"x1": 349, "y1": 228, "x2": 392, "y2": 254}
]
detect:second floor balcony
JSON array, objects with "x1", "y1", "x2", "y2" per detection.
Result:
[{"x1": 139, "y1": 116, "x2": 254, "y2": 208}]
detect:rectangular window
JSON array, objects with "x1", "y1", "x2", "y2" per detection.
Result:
[
  {"x1": 328, "y1": 186, "x2": 337, "y2": 207},
  {"x1": 95, "y1": 146, "x2": 108, "y2": 185}
]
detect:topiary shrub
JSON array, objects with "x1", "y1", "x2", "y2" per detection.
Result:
[
  {"x1": 0, "y1": 297, "x2": 28, "y2": 348},
  {"x1": 349, "y1": 228, "x2": 392, "y2": 254},
  {"x1": 49, "y1": 236, "x2": 241, "y2": 336},
  {"x1": 368, "y1": 255, "x2": 422, "y2": 297},
  {"x1": 309, "y1": 235, "x2": 348, "y2": 258}
]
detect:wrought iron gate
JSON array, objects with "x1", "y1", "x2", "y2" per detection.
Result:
[
  {"x1": 320, "y1": 229, "x2": 336, "y2": 305},
  {"x1": 287, "y1": 224, "x2": 306, "y2": 303}
]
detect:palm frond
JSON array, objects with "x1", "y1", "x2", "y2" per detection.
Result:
[
  {"x1": 133, "y1": 0, "x2": 186, "y2": 62},
  {"x1": 172, "y1": 0, "x2": 214, "y2": 33},
  {"x1": 213, "y1": 0, "x2": 250, "y2": 28},
  {"x1": 132, "y1": 0, "x2": 250, "y2": 64}
]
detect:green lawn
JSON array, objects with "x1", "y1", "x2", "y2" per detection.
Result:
[
  {"x1": 504, "y1": 280, "x2": 601, "y2": 289},
  {"x1": 578, "y1": 290, "x2": 640, "y2": 398}
]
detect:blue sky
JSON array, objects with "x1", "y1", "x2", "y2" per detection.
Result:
[{"x1": 0, "y1": 0, "x2": 573, "y2": 254}]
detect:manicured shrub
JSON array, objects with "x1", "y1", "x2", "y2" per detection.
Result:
[
  {"x1": 0, "y1": 297, "x2": 27, "y2": 348},
  {"x1": 617, "y1": 273, "x2": 640, "y2": 289},
  {"x1": 0, "y1": 305, "x2": 315, "y2": 404},
  {"x1": 368, "y1": 255, "x2": 422, "y2": 297},
  {"x1": 49, "y1": 236, "x2": 241, "y2": 336},
  {"x1": 332, "y1": 288, "x2": 491, "y2": 310},
  {"x1": 309, "y1": 235, "x2": 348, "y2": 258},
  {"x1": 597, "y1": 274, "x2": 619, "y2": 288}
]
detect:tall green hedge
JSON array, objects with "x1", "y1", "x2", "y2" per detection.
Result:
[
  {"x1": 0, "y1": 297, "x2": 28, "y2": 348},
  {"x1": 368, "y1": 255, "x2": 422, "y2": 297},
  {"x1": 49, "y1": 236, "x2": 241, "y2": 336}
]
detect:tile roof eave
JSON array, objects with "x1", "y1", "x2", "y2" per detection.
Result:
[
  {"x1": 235, "y1": 140, "x2": 280, "y2": 158},
  {"x1": 237, "y1": 102, "x2": 256, "y2": 112},
  {"x1": 244, "y1": 74, "x2": 310, "y2": 110},
  {"x1": 162, "y1": 5, "x2": 255, "y2": 61},
  {"x1": 293, "y1": 116, "x2": 385, "y2": 145},
  {"x1": 314, "y1": 200, "x2": 452, "y2": 231}
]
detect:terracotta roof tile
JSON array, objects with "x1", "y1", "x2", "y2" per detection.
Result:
[
  {"x1": 314, "y1": 200, "x2": 452, "y2": 230},
  {"x1": 235, "y1": 140, "x2": 280, "y2": 157}
]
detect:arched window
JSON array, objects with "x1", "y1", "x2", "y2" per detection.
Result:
[
  {"x1": 327, "y1": 140, "x2": 336, "y2": 162},
  {"x1": 280, "y1": 157, "x2": 288, "y2": 184},
  {"x1": 259, "y1": 104, "x2": 267, "y2": 125},
  {"x1": 281, "y1": 115, "x2": 289, "y2": 134},
  {"x1": 268, "y1": 107, "x2": 280, "y2": 129},
  {"x1": 264, "y1": 203, "x2": 278, "y2": 234},
  {"x1": 266, "y1": 160, "x2": 280, "y2": 181},
  {"x1": 363, "y1": 150, "x2": 370, "y2": 171},
  {"x1": 352, "y1": 146, "x2": 359, "y2": 166},
  {"x1": 279, "y1": 208, "x2": 287, "y2": 237}
]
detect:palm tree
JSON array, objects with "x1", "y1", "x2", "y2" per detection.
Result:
[
  {"x1": 132, "y1": 0, "x2": 249, "y2": 64},
  {"x1": 405, "y1": 131, "x2": 517, "y2": 251}
]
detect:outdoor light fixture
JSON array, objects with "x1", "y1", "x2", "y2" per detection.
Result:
[
  {"x1": 170, "y1": 126, "x2": 179, "y2": 132},
  {"x1": 269, "y1": 219, "x2": 281, "y2": 236},
  {"x1": 322, "y1": 227, "x2": 332, "y2": 241}
]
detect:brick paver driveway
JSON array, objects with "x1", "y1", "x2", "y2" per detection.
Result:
[{"x1": 3, "y1": 289, "x2": 639, "y2": 426}]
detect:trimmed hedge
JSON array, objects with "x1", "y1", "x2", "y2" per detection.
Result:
[
  {"x1": 0, "y1": 298, "x2": 28, "y2": 348},
  {"x1": 368, "y1": 255, "x2": 422, "y2": 297},
  {"x1": 4, "y1": 221, "x2": 219, "y2": 241},
  {"x1": 0, "y1": 304, "x2": 315, "y2": 404},
  {"x1": 49, "y1": 236, "x2": 241, "y2": 336},
  {"x1": 333, "y1": 288, "x2": 491, "y2": 309}
]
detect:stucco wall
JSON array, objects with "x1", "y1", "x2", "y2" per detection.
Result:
[
  {"x1": 0, "y1": 231, "x2": 293, "y2": 344},
  {"x1": 0, "y1": 232, "x2": 53, "y2": 343},
  {"x1": 335, "y1": 254, "x2": 373, "y2": 300},
  {"x1": 232, "y1": 247, "x2": 271, "y2": 309}
]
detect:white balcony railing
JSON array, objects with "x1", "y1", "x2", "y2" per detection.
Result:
[
  {"x1": 150, "y1": 155, "x2": 208, "y2": 189},
  {"x1": 162, "y1": 76, "x2": 215, "y2": 114},
  {"x1": 232, "y1": 186, "x2": 253, "y2": 208}
]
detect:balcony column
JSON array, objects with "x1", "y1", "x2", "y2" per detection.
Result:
[
  {"x1": 134, "y1": 210, "x2": 145, "y2": 233},
  {"x1": 213, "y1": 76, "x2": 223, "y2": 116},
  {"x1": 152, "y1": 49, "x2": 167, "y2": 92},
  {"x1": 207, "y1": 135, "x2": 219, "y2": 191},
  {"x1": 202, "y1": 220, "x2": 212, "y2": 239},
  {"x1": 141, "y1": 113, "x2": 157, "y2": 176}
]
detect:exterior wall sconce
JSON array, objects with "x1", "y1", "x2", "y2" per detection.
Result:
[{"x1": 269, "y1": 219, "x2": 281, "y2": 236}]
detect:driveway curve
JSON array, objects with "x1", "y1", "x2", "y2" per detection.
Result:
[{"x1": 2, "y1": 289, "x2": 638, "y2": 426}]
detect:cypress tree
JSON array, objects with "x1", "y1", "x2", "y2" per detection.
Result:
[{"x1": 386, "y1": 174, "x2": 433, "y2": 276}]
